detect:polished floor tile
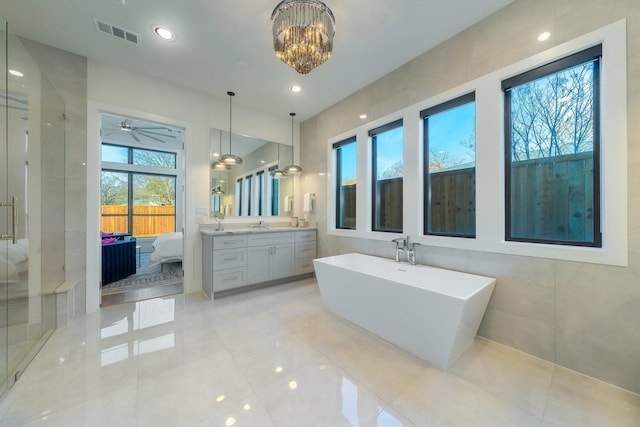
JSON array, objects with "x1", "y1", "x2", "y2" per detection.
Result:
[{"x1": 1, "y1": 277, "x2": 639, "y2": 426}]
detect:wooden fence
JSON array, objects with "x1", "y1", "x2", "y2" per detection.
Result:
[
  {"x1": 376, "y1": 178, "x2": 403, "y2": 231},
  {"x1": 428, "y1": 152, "x2": 594, "y2": 241},
  {"x1": 101, "y1": 205, "x2": 176, "y2": 237},
  {"x1": 336, "y1": 153, "x2": 593, "y2": 241},
  {"x1": 429, "y1": 167, "x2": 476, "y2": 235},
  {"x1": 510, "y1": 152, "x2": 594, "y2": 242},
  {"x1": 339, "y1": 184, "x2": 357, "y2": 229}
]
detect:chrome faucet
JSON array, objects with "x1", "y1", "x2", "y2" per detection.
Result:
[
  {"x1": 258, "y1": 220, "x2": 269, "y2": 230},
  {"x1": 392, "y1": 236, "x2": 407, "y2": 262},
  {"x1": 392, "y1": 235, "x2": 420, "y2": 265}
]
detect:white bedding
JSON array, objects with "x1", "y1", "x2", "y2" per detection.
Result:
[
  {"x1": 149, "y1": 232, "x2": 183, "y2": 265},
  {"x1": 0, "y1": 239, "x2": 28, "y2": 283}
]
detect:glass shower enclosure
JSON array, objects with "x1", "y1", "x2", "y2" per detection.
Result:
[{"x1": 0, "y1": 16, "x2": 65, "y2": 397}]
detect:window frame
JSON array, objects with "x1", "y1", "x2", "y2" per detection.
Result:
[
  {"x1": 421, "y1": 92, "x2": 476, "y2": 238},
  {"x1": 502, "y1": 45, "x2": 602, "y2": 247},
  {"x1": 100, "y1": 143, "x2": 179, "y2": 237},
  {"x1": 333, "y1": 136, "x2": 357, "y2": 230},
  {"x1": 370, "y1": 119, "x2": 404, "y2": 233}
]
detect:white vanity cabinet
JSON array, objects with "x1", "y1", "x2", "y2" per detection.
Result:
[
  {"x1": 247, "y1": 232, "x2": 294, "y2": 284},
  {"x1": 201, "y1": 228, "x2": 316, "y2": 298},
  {"x1": 294, "y1": 230, "x2": 316, "y2": 274},
  {"x1": 202, "y1": 234, "x2": 248, "y2": 297}
]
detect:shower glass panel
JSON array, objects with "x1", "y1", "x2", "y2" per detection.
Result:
[{"x1": 0, "y1": 17, "x2": 64, "y2": 398}]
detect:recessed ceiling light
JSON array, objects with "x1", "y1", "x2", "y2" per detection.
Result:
[
  {"x1": 359, "y1": 114, "x2": 367, "y2": 119},
  {"x1": 153, "y1": 26, "x2": 175, "y2": 41},
  {"x1": 537, "y1": 31, "x2": 551, "y2": 42},
  {"x1": 290, "y1": 85, "x2": 302, "y2": 93},
  {"x1": 9, "y1": 69, "x2": 23, "y2": 77},
  {"x1": 318, "y1": 172, "x2": 326, "y2": 176}
]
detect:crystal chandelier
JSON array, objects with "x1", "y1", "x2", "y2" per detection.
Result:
[{"x1": 271, "y1": 0, "x2": 336, "y2": 74}]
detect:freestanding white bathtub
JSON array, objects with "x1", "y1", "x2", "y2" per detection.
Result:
[{"x1": 313, "y1": 253, "x2": 496, "y2": 369}]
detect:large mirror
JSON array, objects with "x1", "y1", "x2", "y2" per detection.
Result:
[{"x1": 210, "y1": 129, "x2": 293, "y2": 217}]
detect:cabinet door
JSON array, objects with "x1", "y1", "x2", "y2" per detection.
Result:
[
  {"x1": 270, "y1": 244, "x2": 294, "y2": 279},
  {"x1": 247, "y1": 246, "x2": 270, "y2": 284}
]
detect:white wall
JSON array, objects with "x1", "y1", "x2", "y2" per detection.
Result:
[
  {"x1": 87, "y1": 60, "x2": 297, "y2": 312},
  {"x1": 299, "y1": 0, "x2": 640, "y2": 394}
]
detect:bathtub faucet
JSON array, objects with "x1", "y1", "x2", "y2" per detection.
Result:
[{"x1": 392, "y1": 236, "x2": 420, "y2": 265}]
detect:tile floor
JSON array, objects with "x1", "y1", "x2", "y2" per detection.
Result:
[{"x1": 1, "y1": 277, "x2": 639, "y2": 426}]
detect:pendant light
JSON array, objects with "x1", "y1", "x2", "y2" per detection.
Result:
[
  {"x1": 271, "y1": 140, "x2": 287, "y2": 178},
  {"x1": 219, "y1": 91, "x2": 243, "y2": 166},
  {"x1": 283, "y1": 112, "x2": 302, "y2": 174},
  {"x1": 212, "y1": 128, "x2": 231, "y2": 171}
]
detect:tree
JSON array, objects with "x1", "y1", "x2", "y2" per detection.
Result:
[
  {"x1": 133, "y1": 149, "x2": 176, "y2": 168},
  {"x1": 342, "y1": 177, "x2": 357, "y2": 186},
  {"x1": 134, "y1": 175, "x2": 175, "y2": 206},
  {"x1": 510, "y1": 62, "x2": 594, "y2": 160},
  {"x1": 381, "y1": 161, "x2": 403, "y2": 179},
  {"x1": 101, "y1": 172, "x2": 128, "y2": 205}
]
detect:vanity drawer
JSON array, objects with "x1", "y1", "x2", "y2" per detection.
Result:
[
  {"x1": 212, "y1": 248, "x2": 246, "y2": 271},
  {"x1": 295, "y1": 258, "x2": 315, "y2": 275},
  {"x1": 213, "y1": 235, "x2": 247, "y2": 250},
  {"x1": 294, "y1": 230, "x2": 316, "y2": 242},
  {"x1": 248, "y1": 232, "x2": 293, "y2": 247},
  {"x1": 295, "y1": 241, "x2": 316, "y2": 259},
  {"x1": 213, "y1": 267, "x2": 247, "y2": 292}
]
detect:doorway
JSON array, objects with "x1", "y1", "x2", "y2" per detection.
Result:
[{"x1": 98, "y1": 112, "x2": 185, "y2": 306}]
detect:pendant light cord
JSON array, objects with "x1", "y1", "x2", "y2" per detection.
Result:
[
  {"x1": 290, "y1": 112, "x2": 295, "y2": 164},
  {"x1": 227, "y1": 91, "x2": 234, "y2": 154}
]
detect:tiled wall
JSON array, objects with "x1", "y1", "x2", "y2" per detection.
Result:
[
  {"x1": 21, "y1": 39, "x2": 88, "y2": 314},
  {"x1": 300, "y1": 0, "x2": 640, "y2": 393}
]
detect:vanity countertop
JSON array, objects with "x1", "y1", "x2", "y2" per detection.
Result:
[{"x1": 200, "y1": 225, "x2": 316, "y2": 236}]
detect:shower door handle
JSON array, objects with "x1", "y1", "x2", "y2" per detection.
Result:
[{"x1": 0, "y1": 196, "x2": 18, "y2": 244}]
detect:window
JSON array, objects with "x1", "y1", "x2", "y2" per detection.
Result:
[
  {"x1": 269, "y1": 166, "x2": 279, "y2": 216},
  {"x1": 371, "y1": 120, "x2": 403, "y2": 233},
  {"x1": 100, "y1": 171, "x2": 129, "y2": 233},
  {"x1": 422, "y1": 93, "x2": 476, "y2": 237},
  {"x1": 235, "y1": 178, "x2": 243, "y2": 216},
  {"x1": 503, "y1": 45, "x2": 601, "y2": 246},
  {"x1": 100, "y1": 144, "x2": 178, "y2": 237},
  {"x1": 245, "y1": 174, "x2": 253, "y2": 215},
  {"x1": 133, "y1": 148, "x2": 176, "y2": 168},
  {"x1": 333, "y1": 137, "x2": 357, "y2": 229},
  {"x1": 256, "y1": 171, "x2": 264, "y2": 216}
]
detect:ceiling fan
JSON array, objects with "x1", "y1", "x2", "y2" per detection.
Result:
[{"x1": 117, "y1": 119, "x2": 177, "y2": 143}]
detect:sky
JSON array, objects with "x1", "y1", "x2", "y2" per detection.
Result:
[{"x1": 339, "y1": 102, "x2": 475, "y2": 183}]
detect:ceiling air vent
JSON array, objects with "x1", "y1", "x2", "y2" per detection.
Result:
[{"x1": 93, "y1": 17, "x2": 140, "y2": 45}]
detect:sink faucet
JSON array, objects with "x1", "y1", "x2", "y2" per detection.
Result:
[
  {"x1": 258, "y1": 220, "x2": 269, "y2": 230},
  {"x1": 214, "y1": 216, "x2": 224, "y2": 231},
  {"x1": 392, "y1": 235, "x2": 420, "y2": 265}
]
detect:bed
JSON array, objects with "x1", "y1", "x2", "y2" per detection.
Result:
[
  {"x1": 0, "y1": 239, "x2": 29, "y2": 283},
  {"x1": 149, "y1": 232, "x2": 183, "y2": 266}
]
